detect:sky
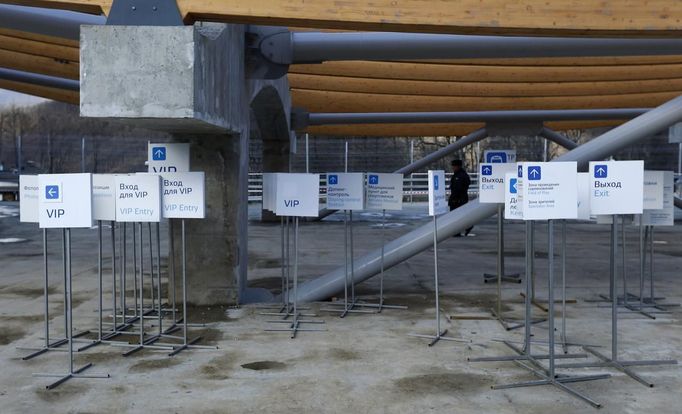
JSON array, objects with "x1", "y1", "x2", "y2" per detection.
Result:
[{"x1": 0, "y1": 89, "x2": 46, "y2": 108}]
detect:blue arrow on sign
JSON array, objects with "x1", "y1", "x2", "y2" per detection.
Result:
[
  {"x1": 594, "y1": 164, "x2": 608, "y2": 178},
  {"x1": 368, "y1": 175, "x2": 379, "y2": 185},
  {"x1": 482, "y1": 165, "x2": 493, "y2": 176},
  {"x1": 328, "y1": 174, "x2": 338, "y2": 185},
  {"x1": 152, "y1": 147, "x2": 166, "y2": 161},
  {"x1": 509, "y1": 178, "x2": 517, "y2": 194},
  {"x1": 528, "y1": 166, "x2": 542, "y2": 181},
  {"x1": 45, "y1": 185, "x2": 59, "y2": 200},
  {"x1": 517, "y1": 165, "x2": 523, "y2": 178}
]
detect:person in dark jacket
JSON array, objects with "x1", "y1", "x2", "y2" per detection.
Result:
[{"x1": 448, "y1": 159, "x2": 473, "y2": 236}]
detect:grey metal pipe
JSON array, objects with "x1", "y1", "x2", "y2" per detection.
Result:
[
  {"x1": 539, "y1": 127, "x2": 579, "y2": 150},
  {"x1": 0, "y1": 4, "x2": 104, "y2": 40},
  {"x1": 675, "y1": 196, "x2": 682, "y2": 209},
  {"x1": 296, "y1": 94, "x2": 682, "y2": 302},
  {"x1": 306, "y1": 109, "x2": 649, "y2": 127},
  {"x1": 268, "y1": 31, "x2": 682, "y2": 64},
  {"x1": 0, "y1": 68, "x2": 80, "y2": 91}
]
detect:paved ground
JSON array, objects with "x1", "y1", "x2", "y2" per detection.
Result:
[{"x1": 1, "y1": 201, "x2": 681, "y2": 413}]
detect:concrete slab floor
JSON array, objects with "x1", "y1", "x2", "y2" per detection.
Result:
[{"x1": 1, "y1": 201, "x2": 681, "y2": 413}]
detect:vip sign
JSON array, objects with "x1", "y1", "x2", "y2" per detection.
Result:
[
  {"x1": 479, "y1": 163, "x2": 516, "y2": 204},
  {"x1": 160, "y1": 172, "x2": 206, "y2": 219},
  {"x1": 38, "y1": 173, "x2": 93, "y2": 228},
  {"x1": 589, "y1": 161, "x2": 644, "y2": 215},
  {"x1": 92, "y1": 174, "x2": 117, "y2": 221},
  {"x1": 521, "y1": 162, "x2": 578, "y2": 220},
  {"x1": 147, "y1": 143, "x2": 190, "y2": 173},
  {"x1": 366, "y1": 173, "x2": 404, "y2": 211},
  {"x1": 428, "y1": 170, "x2": 448, "y2": 216},
  {"x1": 643, "y1": 170, "x2": 664, "y2": 210},
  {"x1": 504, "y1": 172, "x2": 523, "y2": 220},
  {"x1": 115, "y1": 174, "x2": 162, "y2": 222},
  {"x1": 484, "y1": 149, "x2": 516, "y2": 164},
  {"x1": 641, "y1": 171, "x2": 674, "y2": 226},
  {"x1": 274, "y1": 174, "x2": 320, "y2": 217},
  {"x1": 576, "y1": 173, "x2": 591, "y2": 220},
  {"x1": 19, "y1": 175, "x2": 39, "y2": 223},
  {"x1": 326, "y1": 172, "x2": 364, "y2": 210}
]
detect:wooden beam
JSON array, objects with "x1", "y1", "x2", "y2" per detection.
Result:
[
  {"x1": 289, "y1": 74, "x2": 682, "y2": 98},
  {"x1": 0, "y1": 79, "x2": 78, "y2": 104},
  {"x1": 306, "y1": 120, "x2": 624, "y2": 137},
  {"x1": 0, "y1": 48, "x2": 79, "y2": 79},
  {"x1": 0, "y1": 34, "x2": 79, "y2": 62},
  {"x1": 292, "y1": 89, "x2": 682, "y2": 113},
  {"x1": 0, "y1": 28, "x2": 79, "y2": 48},
  {"x1": 7, "y1": 0, "x2": 682, "y2": 37},
  {"x1": 291, "y1": 61, "x2": 682, "y2": 83}
]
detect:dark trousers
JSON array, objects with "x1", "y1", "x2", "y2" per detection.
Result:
[{"x1": 449, "y1": 198, "x2": 473, "y2": 235}]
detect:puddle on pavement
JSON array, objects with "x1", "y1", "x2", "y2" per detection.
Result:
[{"x1": 241, "y1": 360, "x2": 287, "y2": 371}]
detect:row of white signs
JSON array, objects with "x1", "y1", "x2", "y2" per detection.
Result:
[
  {"x1": 19, "y1": 172, "x2": 205, "y2": 229},
  {"x1": 472, "y1": 160, "x2": 674, "y2": 226},
  {"x1": 262, "y1": 172, "x2": 406, "y2": 217}
]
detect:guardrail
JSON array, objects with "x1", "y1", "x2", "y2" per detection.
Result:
[{"x1": 248, "y1": 172, "x2": 480, "y2": 202}]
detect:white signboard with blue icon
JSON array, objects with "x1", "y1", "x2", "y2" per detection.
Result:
[
  {"x1": 589, "y1": 161, "x2": 644, "y2": 215},
  {"x1": 92, "y1": 174, "x2": 117, "y2": 221},
  {"x1": 643, "y1": 170, "x2": 664, "y2": 210},
  {"x1": 115, "y1": 174, "x2": 162, "y2": 222},
  {"x1": 160, "y1": 172, "x2": 206, "y2": 219},
  {"x1": 479, "y1": 163, "x2": 516, "y2": 203},
  {"x1": 641, "y1": 171, "x2": 674, "y2": 226},
  {"x1": 274, "y1": 173, "x2": 320, "y2": 217},
  {"x1": 38, "y1": 173, "x2": 93, "y2": 228},
  {"x1": 326, "y1": 172, "x2": 364, "y2": 210},
  {"x1": 19, "y1": 175, "x2": 39, "y2": 223},
  {"x1": 366, "y1": 173, "x2": 403, "y2": 211},
  {"x1": 428, "y1": 170, "x2": 448, "y2": 216},
  {"x1": 484, "y1": 149, "x2": 516, "y2": 164},
  {"x1": 148, "y1": 143, "x2": 190, "y2": 173},
  {"x1": 504, "y1": 172, "x2": 523, "y2": 220},
  {"x1": 576, "y1": 172, "x2": 591, "y2": 220},
  {"x1": 521, "y1": 162, "x2": 578, "y2": 220},
  {"x1": 515, "y1": 164, "x2": 524, "y2": 215}
]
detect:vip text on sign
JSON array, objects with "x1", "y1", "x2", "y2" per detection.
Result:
[
  {"x1": 484, "y1": 149, "x2": 516, "y2": 164},
  {"x1": 642, "y1": 171, "x2": 674, "y2": 226},
  {"x1": 521, "y1": 162, "x2": 578, "y2": 220},
  {"x1": 428, "y1": 170, "x2": 448, "y2": 216},
  {"x1": 504, "y1": 172, "x2": 522, "y2": 220},
  {"x1": 92, "y1": 174, "x2": 117, "y2": 221},
  {"x1": 38, "y1": 173, "x2": 93, "y2": 228},
  {"x1": 589, "y1": 161, "x2": 644, "y2": 215},
  {"x1": 19, "y1": 175, "x2": 39, "y2": 223},
  {"x1": 148, "y1": 143, "x2": 190, "y2": 173},
  {"x1": 366, "y1": 173, "x2": 404, "y2": 211},
  {"x1": 115, "y1": 174, "x2": 162, "y2": 222},
  {"x1": 161, "y1": 172, "x2": 206, "y2": 219},
  {"x1": 275, "y1": 174, "x2": 320, "y2": 217},
  {"x1": 479, "y1": 163, "x2": 516, "y2": 204},
  {"x1": 326, "y1": 172, "x2": 365, "y2": 211}
]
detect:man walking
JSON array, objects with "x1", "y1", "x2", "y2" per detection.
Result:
[{"x1": 448, "y1": 159, "x2": 473, "y2": 236}]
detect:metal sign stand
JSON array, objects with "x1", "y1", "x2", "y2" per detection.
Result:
[
  {"x1": 484, "y1": 205, "x2": 521, "y2": 284},
  {"x1": 558, "y1": 215, "x2": 678, "y2": 388},
  {"x1": 472, "y1": 221, "x2": 609, "y2": 409},
  {"x1": 33, "y1": 228, "x2": 110, "y2": 389},
  {"x1": 266, "y1": 217, "x2": 326, "y2": 338},
  {"x1": 409, "y1": 214, "x2": 468, "y2": 346}
]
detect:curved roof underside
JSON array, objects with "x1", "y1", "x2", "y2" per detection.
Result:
[{"x1": 3, "y1": 1, "x2": 682, "y2": 136}]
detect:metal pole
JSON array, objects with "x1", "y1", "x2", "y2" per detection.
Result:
[
  {"x1": 148, "y1": 223, "x2": 155, "y2": 317},
  {"x1": 305, "y1": 134, "x2": 310, "y2": 174},
  {"x1": 379, "y1": 209, "x2": 386, "y2": 309},
  {"x1": 80, "y1": 137, "x2": 85, "y2": 173},
  {"x1": 649, "y1": 226, "x2": 655, "y2": 302},
  {"x1": 612, "y1": 217, "x2": 618, "y2": 361},
  {"x1": 122, "y1": 223, "x2": 127, "y2": 321},
  {"x1": 155, "y1": 223, "x2": 162, "y2": 334},
  {"x1": 293, "y1": 216, "x2": 299, "y2": 337},
  {"x1": 548, "y1": 220, "x2": 555, "y2": 378},
  {"x1": 561, "y1": 220, "x2": 567, "y2": 354},
  {"x1": 350, "y1": 210, "x2": 355, "y2": 304},
  {"x1": 62, "y1": 229, "x2": 67, "y2": 339},
  {"x1": 433, "y1": 214, "x2": 440, "y2": 337},
  {"x1": 281, "y1": 216, "x2": 286, "y2": 309},
  {"x1": 139, "y1": 223, "x2": 144, "y2": 348},
  {"x1": 169, "y1": 220, "x2": 176, "y2": 323},
  {"x1": 182, "y1": 219, "x2": 188, "y2": 346},
  {"x1": 110, "y1": 221, "x2": 117, "y2": 332},
  {"x1": 621, "y1": 216, "x2": 628, "y2": 306},
  {"x1": 530, "y1": 222, "x2": 536, "y2": 301},
  {"x1": 43, "y1": 228, "x2": 49, "y2": 347},
  {"x1": 639, "y1": 219, "x2": 645, "y2": 309},
  {"x1": 97, "y1": 221, "x2": 103, "y2": 340},
  {"x1": 524, "y1": 221, "x2": 532, "y2": 355},
  {"x1": 496, "y1": 205, "x2": 503, "y2": 319},
  {"x1": 66, "y1": 228, "x2": 73, "y2": 374},
  {"x1": 344, "y1": 209, "x2": 349, "y2": 311}
]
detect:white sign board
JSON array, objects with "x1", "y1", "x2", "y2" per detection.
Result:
[
  {"x1": 161, "y1": 172, "x2": 205, "y2": 219},
  {"x1": 642, "y1": 171, "x2": 674, "y2": 226},
  {"x1": 504, "y1": 172, "x2": 522, "y2": 220},
  {"x1": 643, "y1": 170, "x2": 664, "y2": 210},
  {"x1": 262, "y1": 173, "x2": 275, "y2": 212},
  {"x1": 428, "y1": 170, "x2": 448, "y2": 216},
  {"x1": 19, "y1": 175, "x2": 39, "y2": 223},
  {"x1": 148, "y1": 143, "x2": 190, "y2": 173},
  {"x1": 479, "y1": 163, "x2": 516, "y2": 204},
  {"x1": 115, "y1": 174, "x2": 162, "y2": 222},
  {"x1": 521, "y1": 162, "x2": 578, "y2": 220},
  {"x1": 326, "y1": 172, "x2": 364, "y2": 211},
  {"x1": 92, "y1": 174, "x2": 117, "y2": 221},
  {"x1": 669, "y1": 123, "x2": 682, "y2": 144},
  {"x1": 38, "y1": 173, "x2": 93, "y2": 228},
  {"x1": 484, "y1": 149, "x2": 517, "y2": 164},
  {"x1": 274, "y1": 174, "x2": 320, "y2": 217},
  {"x1": 576, "y1": 173, "x2": 591, "y2": 220},
  {"x1": 589, "y1": 161, "x2": 644, "y2": 215},
  {"x1": 365, "y1": 173, "x2": 404, "y2": 211}
]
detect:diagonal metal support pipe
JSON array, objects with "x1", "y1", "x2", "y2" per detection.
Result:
[
  {"x1": 539, "y1": 127, "x2": 579, "y2": 150},
  {"x1": 295, "y1": 95, "x2": 682, "y2": 303},
  {"x1": 675, "y1": 196, "x2": 682, "y2": 210}
]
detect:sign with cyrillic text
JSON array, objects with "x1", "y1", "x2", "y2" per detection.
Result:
[
  {"x1": 366, "y1": 173, "x2": 403, "y2": 211},
  {"x1": 504, "y1": 172, "x2": 522, "y2": 220},
  {"x1": 92, "y1": 174, "x2": 117, "y2": 221},
  {"x1": 38, "y1": 173, "x2": 93, "y2": 228},
  {"x1": 326, "y1": 172, "x2": 364, "y2": 211},
  {"x1": 428, "y1": 170, "x2": 448, "y2": 216},
  {"x1": 115, "y1": 174, "x2": 162, "y2": 222},
  {"x1": 589, "y1": 161, "x2": 644, "y2": 215},
  {"x1": 148, "y1": 143, "x2": 190, "y2": 173},
  {"x1": 642, "y1": 171, "x2": 674, "y2": 226},
  {"x1": 274, "y1": 174, "x2": 320, "y2": 217},
  {"x1": 521, "y1": 162, "x2": 578, "y2": 220},
  {"x1": 19, "y1": 175, "x2": 39, "y2": 223},
  {"x1": 484, "y1": 149, "x2": 516, "y2": 164},
  {"x1": 479, "y1": 163, "x2": 516, "y2": 204},
  {"x1": 643, "y1": 170, "x2": 664, "y2": 210},
  {"x1": 161, "y1": 172, "x2": 205, "y2": 219}
]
